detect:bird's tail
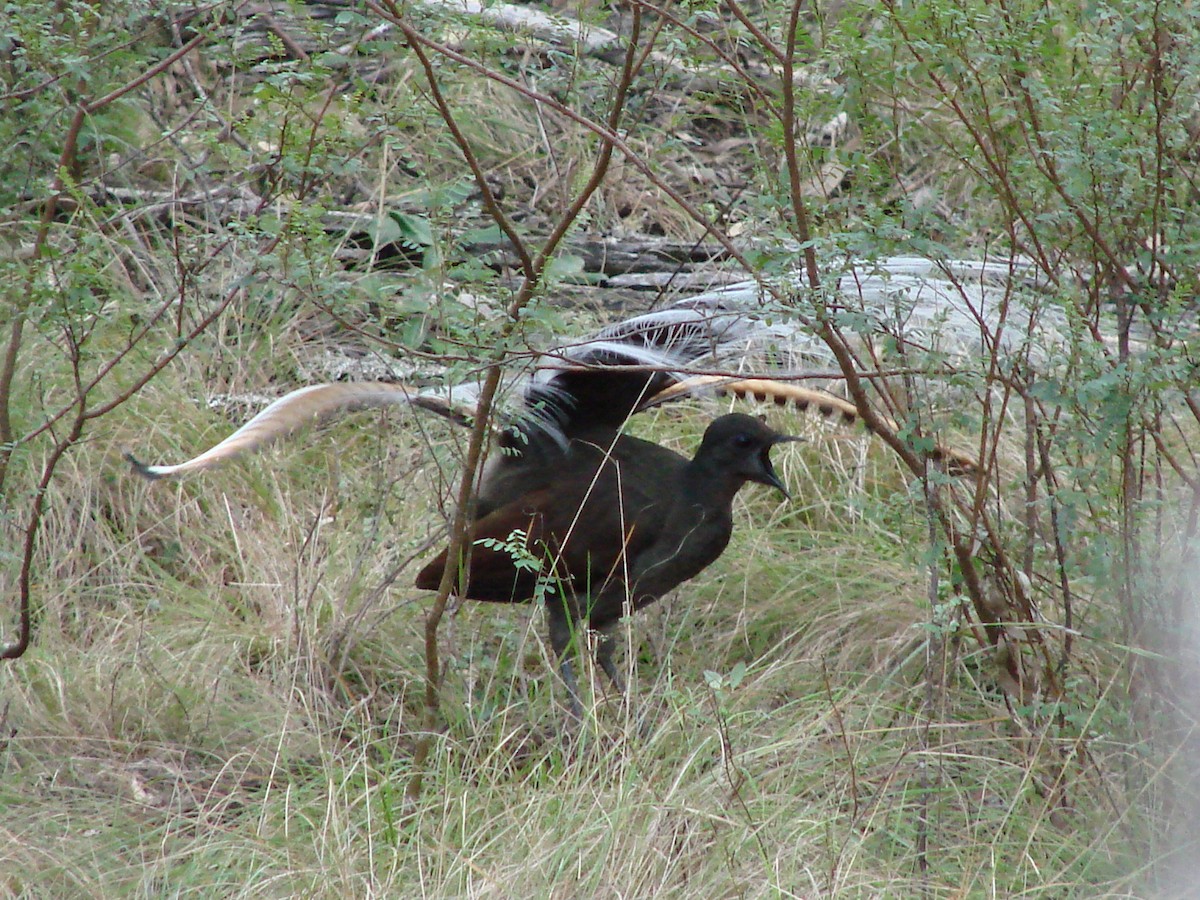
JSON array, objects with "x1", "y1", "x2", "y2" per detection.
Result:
[
  {"x1": 125, "y1": 301, "x2": 768, "y2": 479},
  {"x1": 647, "y1": 376, "x2": 979, "y2": 476},
  {"x1": 124, "y1": 294, "x2": 980, "y2": 479},
  {"x1": 124, "y1": 382, "x2": 431, "y2": 479}
]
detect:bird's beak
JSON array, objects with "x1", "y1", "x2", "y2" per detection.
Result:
[{"x1": 757, "y1": 435, "x2": 803, "y2": 498}]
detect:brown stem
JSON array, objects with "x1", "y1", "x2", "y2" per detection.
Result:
[
  {"x1": 385, "y1": 0, "x2": 640, "y2": 809},
  {"x1": 0, "y1": 25, "x2": 208, "y2": 495},
  {"x1": 0, "y1": 411, "x2": 86, "y2": 660},
  {"x1": 365, "y1": 0, "x2": 756, "y2": 276},
  {"x1": 0, "y1": 106, "x2": 84, "y2": 495}
]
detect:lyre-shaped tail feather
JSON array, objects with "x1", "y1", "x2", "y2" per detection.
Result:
[
  {"x1": 647, "y1": 376, "x2": 979, "y2": 476},
  {"x1": 125, "y1": 382, "x2": 427, "y2": 479}
]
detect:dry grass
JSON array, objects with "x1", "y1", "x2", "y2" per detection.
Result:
[{"x1": 0, "y1": 345, "x2": 1176, "y2": 898}]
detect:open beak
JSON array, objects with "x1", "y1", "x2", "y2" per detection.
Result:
[{"x1": 756, "y1": 435, "x2": 803, "y2": 498}]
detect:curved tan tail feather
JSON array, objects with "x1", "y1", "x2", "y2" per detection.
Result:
[
  {"x1": 125, "y1": 382, "x2": 425, "y2": 479},
  {"x1": 646, "y1": 376, "x2": 979, "y2": 475}
]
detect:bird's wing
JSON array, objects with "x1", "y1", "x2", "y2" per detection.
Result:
[
  {"x1": 415, "y1": 496, "x2": 553, "y2": 603},
  {"x1": 418, "y1": 439, "x2": 670, "y2": 606}
]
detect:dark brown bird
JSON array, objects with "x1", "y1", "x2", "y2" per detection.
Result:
[
  {"x1": 123, "y1": 301, "x2": 803, "y2": 718},
  {"x1": 415, "y1": 411, "x2": 796, "y2": 716}
]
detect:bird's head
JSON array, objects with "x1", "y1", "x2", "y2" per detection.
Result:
[{"x1": 696, "y1": 413, "x2": 800, "y2": 497}]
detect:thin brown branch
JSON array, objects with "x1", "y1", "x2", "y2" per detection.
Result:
[
  {"x1": 0, "y1": 104, "x2": 86, "y2": 495},
  {"x1": 366, "y1": 0, "x2": 757, "y2": 278},
  {"x1": 382, "y1": 0, "x2": 643, "y2": 808}
]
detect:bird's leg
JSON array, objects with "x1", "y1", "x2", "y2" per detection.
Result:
[
  {"x1": 546, "y1": 602, "x2": 584, "y2": 721},
  {"x1": 594, "y1": 625, "x2": 626, "y2": 695}
]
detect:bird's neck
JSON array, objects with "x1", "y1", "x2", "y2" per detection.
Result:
[{"x1": 681, "y1": 457, "x2": 744, "y2": 511}]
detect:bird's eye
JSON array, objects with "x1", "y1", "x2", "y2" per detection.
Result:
[{"x1": 733, "y1": 433, "x2": 754, "y2": 448}]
